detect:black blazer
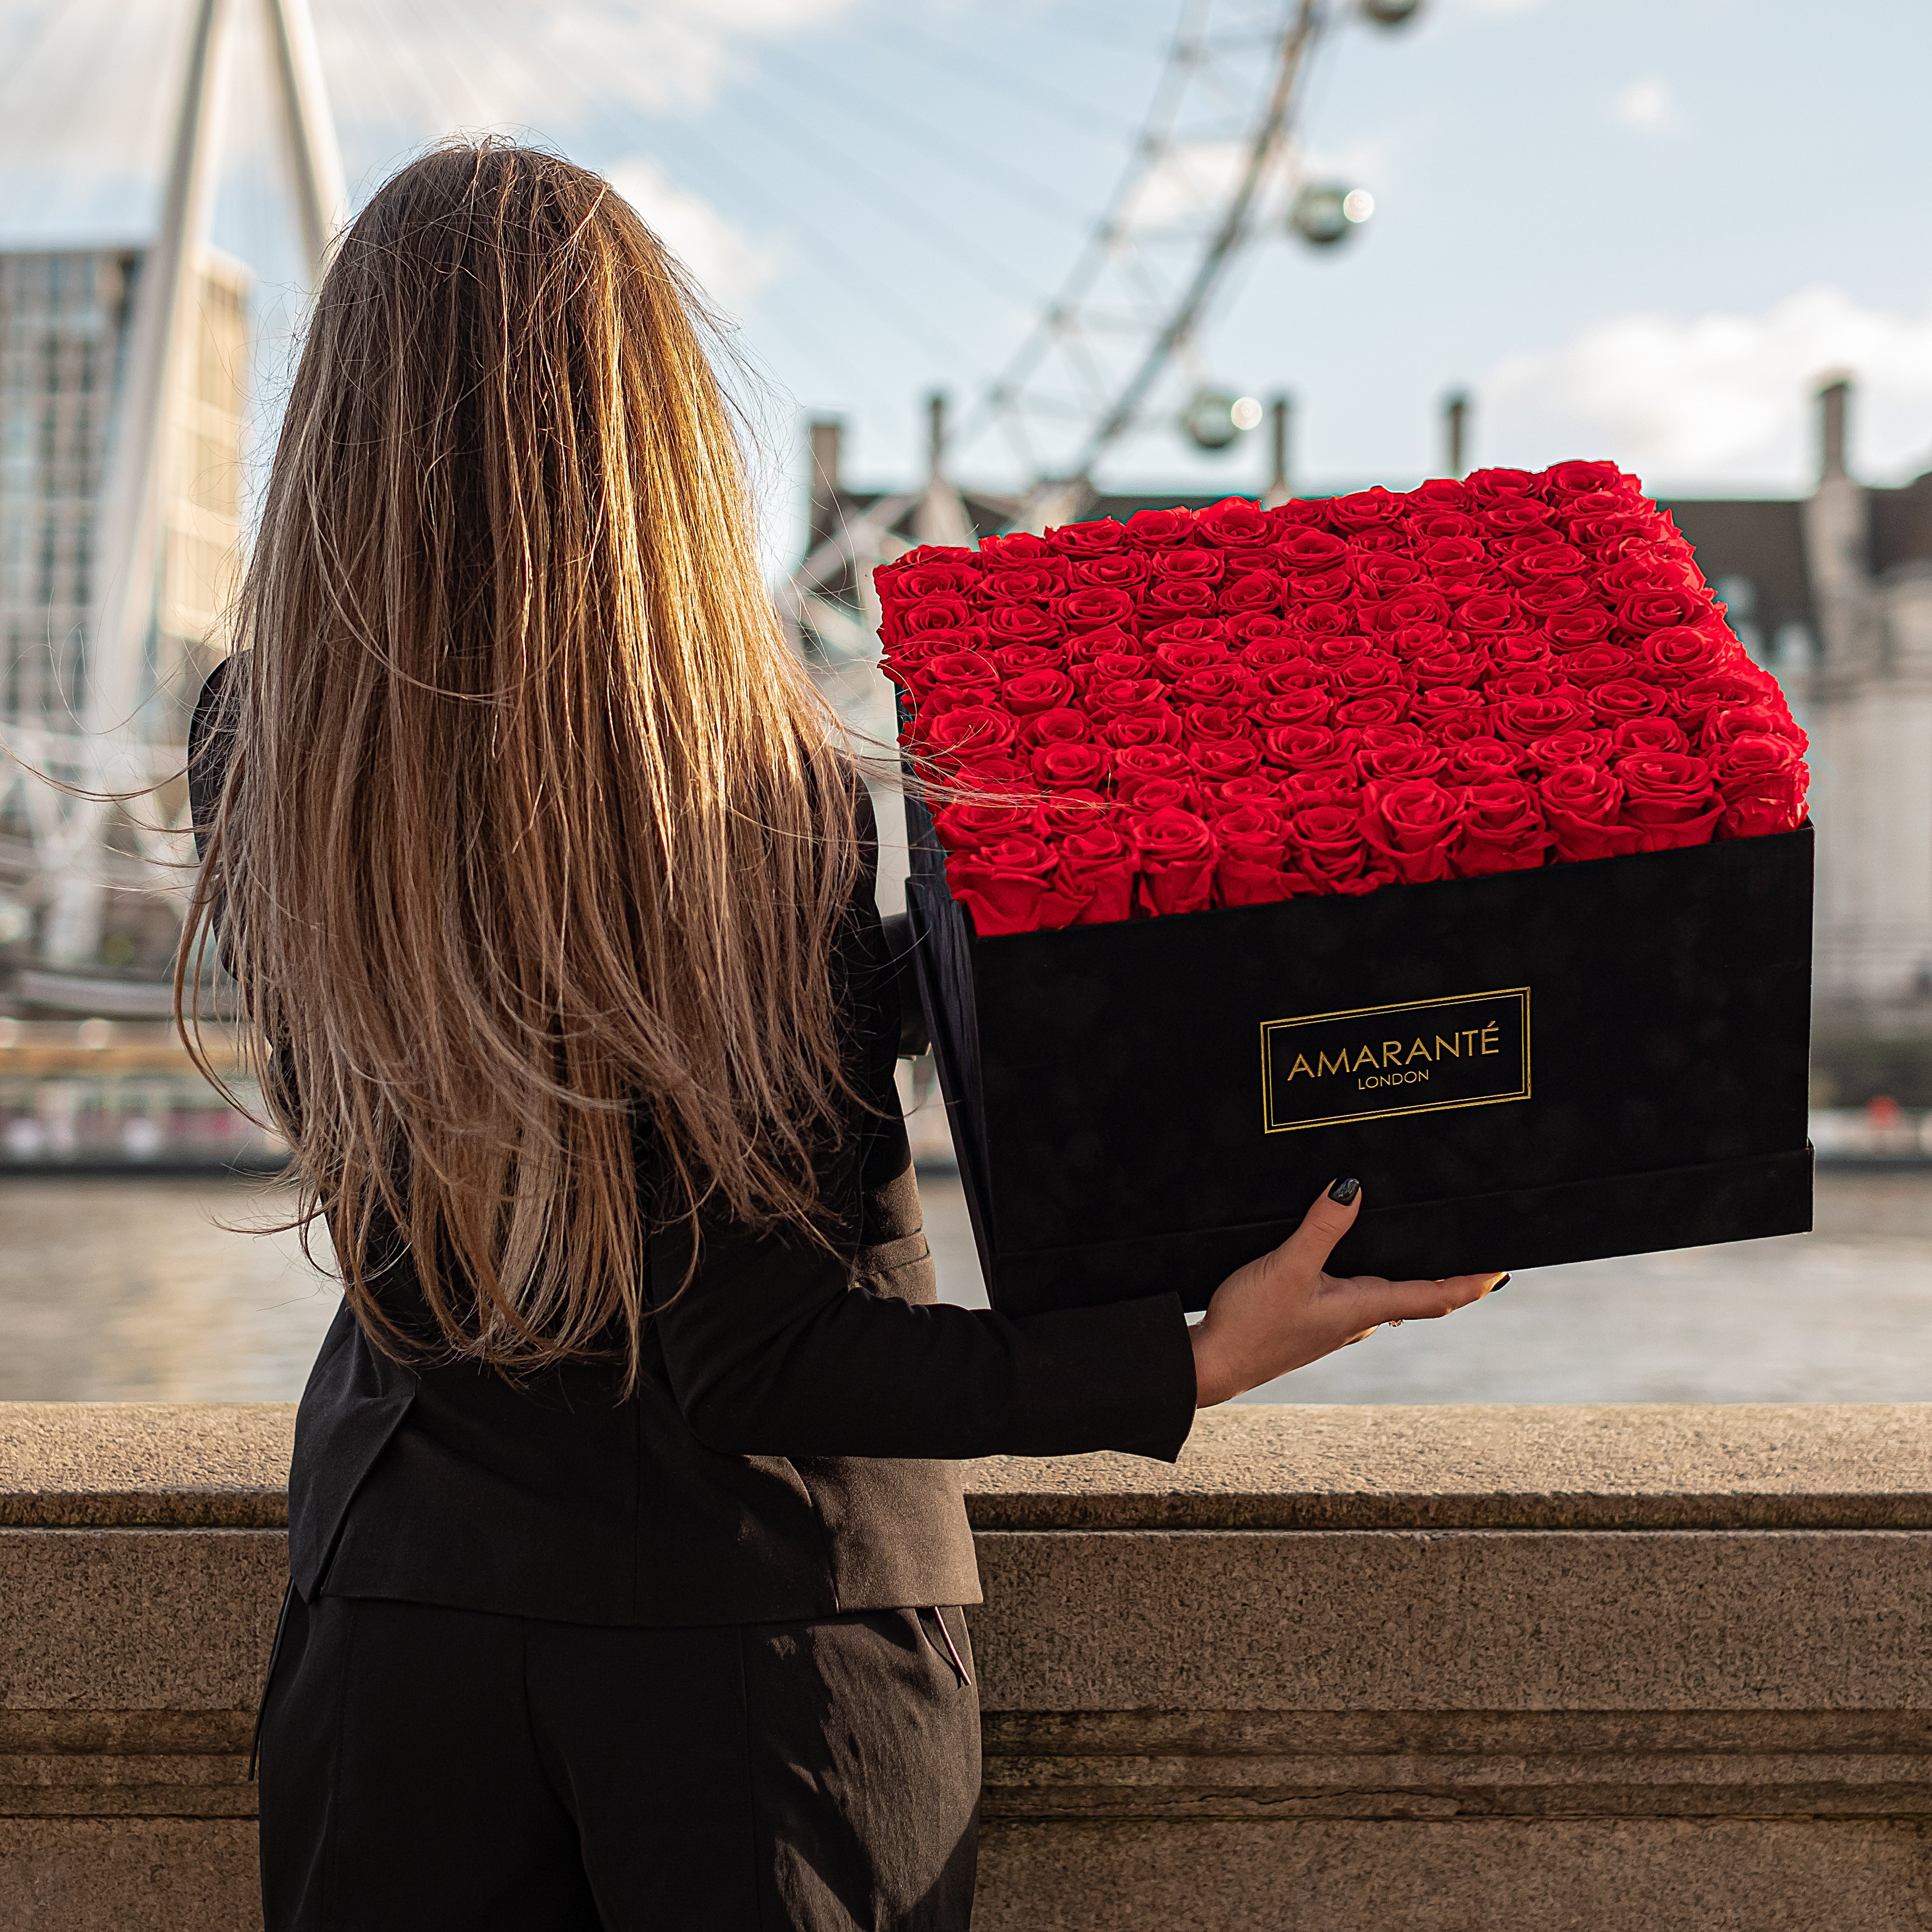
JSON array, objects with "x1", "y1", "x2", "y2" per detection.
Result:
[{"x1": 190, "y1": 662, "x2": 1196, "y2": 1625}]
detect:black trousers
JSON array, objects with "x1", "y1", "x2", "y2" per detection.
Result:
[{"x1": 257, "y1": 1592, "x2": 980, "y2": 1932}]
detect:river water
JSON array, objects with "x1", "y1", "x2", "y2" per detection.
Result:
[{"x1": 4, "y1": 1167, "x2": 1932, "y2": 1406}]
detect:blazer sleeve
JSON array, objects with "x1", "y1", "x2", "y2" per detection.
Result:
[{"x1": 648, "y1": 784, "x2": 1201, "y2": 1465}]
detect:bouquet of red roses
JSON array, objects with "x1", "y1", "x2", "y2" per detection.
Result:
[{"x1": 876, "y1": 462, "x2": 1809, "y2": 938}]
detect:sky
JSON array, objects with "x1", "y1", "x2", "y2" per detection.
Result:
[{"x1": 2, "y1": 0, "x2": 1931, "y2": 557}]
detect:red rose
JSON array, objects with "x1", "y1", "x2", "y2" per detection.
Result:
[
  {"x1": 990, "y1": 643, "x2": 1063, "y2": 676},
  {"x1": 1240, "y1": 638, "x2": 1313, "y2": 675},
  {"x1": 1211, "y1": 775, "x2": 1289, "y2": 813},
  {"x1": 1113, "y1": 744, "x2": 1191, "y2": 790},
  {"x1": 1411, "y1": 510, "x2": 1480, "y2": 541},
  {"x1": 1443, "y1": 737, "x2": 1523, "y2": 784},
  {"x1": 1412, "y1": 685, "x2": 1486, "y2": 728},
  {"x1": 1362, "y1": 779, "x2": 1463, "y2": 883},
  {"x1": 1544, "y1": 606, "x2": 1615, "y2": 649},
  {"x1": 887, "y1": 590, "x2": 980, "y2": 646},
  {"x1": 878, "y1": 556, "x2": 979, "y2": 601},
  {"x1": 1614, "y1": 751, "x2": 1721, "y2": 851},
  {"x1": 1329, "y1": 486, "x2": 1407, "y2": 531},
  {"x1": 1138, "y1": 579, "x2": 1220, "y2": 622},
  {"x1": 1227, "y1": 613, "x2": 1299, "y2": 647},
  {"x1": 1195, "y1": 496, "x2": 1277, "y2": 549},
  {"x1": 1189, "y1": 738, "x2": 1264, "y2": 783},
  {"x1": 1700, "y1": 704, "x2": 1803, "y2": 754},
  {"x1": 1052, "y1": 585, "x2": 1137, "y2": 634},
  {"x1": 1465, "y1": 468, "x2": 1546, "y2": 505},
  {"x1": 1713, "y1": 734, "x2": 1808, "y2": 839},
  {"x1": 1359, "y1": 736, "x2": 1448, "y2": 783},
  {"x1": 1543, "y1": 459, "x2": 1634, "y2": 500},
  {"x1": 1132, "y1": 809, "x2": 1218, "y2": 915},
  {"x1": 1354, "y1": 553, "x2": 1428, "y2": 598},
  {"x1": 1587, "y1": 678, "x2": 1667, "y2": 726},
  {"x1": 1252, "y1": 686, "x2": 1332, "y2": 730},
  {"x1": 921, "y1": 703, "x2": 1018, "y2": 762},
  {"x1": 979, "y1": 532, "x2": 1060, "y2": 570},
  {"x1": 1214, "y1": 804, "x2": 1302, "y2": 907},
  {"x1": 1287, "y1": 567, "x2": 1356, "y2": 604},
  {"x1": 1175, "y1": 665, "x2": 1261, "y2": 709},
  {"x1": 1540, "y1": 763, "x2": 1644, "y2": 862},
  {"x1": 1151, "y1": 549, "x2": 1225, "y2": 585},
  {"x1": 1334, "y1": 693, "x2": 1410, "y2": 730},
  {"x1": 1455, "y1": 593, "x2": 1520, "y2": 635},
  {"x1": 1261, "y1": 722, "x2": 1344, "y2": 770},
  {"x1": 1408, "y1": 478, "x2": 1472, "y2": 511},
  {"x1": 1483, "y1": 669, "x2": 1557, "y2": 702},
  {"x1": 979, "y1": 564, "x2": 1068, "y2": 606},
  {"x1": 1293, "y1": 600, "x2": 1361, "y2": 636},
  {"x1": 1612, "y1": 716, "x2": 1689, "y2": 757},
  {"x1": 1066, "y1": 624, "x2": 1143, "y2": 667},
  {"x1": 933, "y1": 800, "x2": 1042, "y2": 850},
  {"x1": 1220, "y1": 570, "x2": 1285, "y2": 614},
  {"x1": 1559, "y1": 644, "x2": 1640, "y2": 684},
  {"x1": 1153, "y1": 637, "x2": 1233, "y2": 682},
  {"x1": 1516, "y1": 582, "x2": 1595, "y2": 619},
  {"x1": 1046, "y1": 517, "x2": 1129, "y2": 558},
  {"x1": 1525, "y1": 728, "x2": 1614, "y2": 773},
  {"x1": 1280, "y1": 766, "x2": 1361, "y2": 810},
  {"x1": 1502, "y1": 544, "x2": 1590, "y2": 587},
  {"x1": 1287, "y1": 803, "x2": 1374, "y2": 887},
  {"x1": 1678, "y1": 667, "x2": 1787, "y2": 718},
  {"x1": 1600, "y1": 553, "x2": 1702, "y2": 596},
  {"x1": 1069, "y1": 554, "x2": 1150, "y2": 590},
  {"x1": 1412, "y1": 647, "x2": 1489, "y2": 686},
  {"x1": 1055, "y1": 826, "x2": 1137, "y2": 924},
  {"x1": 1638, "y1": 623, "x2": 1739, "y2": 686},
  {"x1": 1040, "y1": 791, "x2": 1115, "y2": 838},
  {"x1": 984, "y1": 604, "x2": 1067, "y2": 647},
  {"x1": 1330, "y1": 650, "x2": 1407, "y2": 696},
  {"x1": 1418, "y1": 535, "x2": 1487, "y2": 575},
  {"x1": 1068, "y1": 649, "x2": 1149, "y2": 694},
  {"x1": 1120, "y1": 776, "x2": 1198, "y2": 815},
  {"x1": 1456, "y1": 780, "x2": 1552, "y2": 876},
  {"x1": 1276, "y1": 528, "x2": 1351, "y2": 573},
  {"x1": 1490, "y1": 694, "x2": 1593, "y2": 744},
  {"x1": 1123, "y1": 507, "x2": 1198, "y2": 549},
  {"x1": 1381, "y1": 620, "x2": 1454, "y2": 657},
  {"x1": 1616, "y1": 587, "x2": 1712, "y2": 637},
  {"x1": 1087, "y1": 675, "x2": 1169, "y2": 717},
  {"x1": 1100, "y1": 711, "x2": 1184, "y2": 749},
  {"x1": 1002, "y1": 668, "x2": 1075, "y2": 715},
  {"x1": 1031, "y1": 741, "x2": 1110, "y2": 789},
  {"x1": 917, "y1": 649, "x2": 1001, "y2": 709},
  {"x1": 1183, "y1": 704, "x2": 1256, "y2": 743},
  {"x1": 949, "y1": 754, "x2": 1027, "y2": 790},
  {"x1": 945, "y1": 833, "x2": 1059, "y2": 936}
]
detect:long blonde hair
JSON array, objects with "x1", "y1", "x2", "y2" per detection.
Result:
[{"x1": 179, "y1": 142, "x2": 860, "y2": 1387}]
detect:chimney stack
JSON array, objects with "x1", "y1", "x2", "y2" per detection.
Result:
[
  {"x1": 1443, "y1": 390, "x2": 1470, "y2": 479},
  {"x1": 1818, "y1": 377, "x2": 1851, "y2": 481},
  {"x1": 926, "y1": 392, "x2": 948, "y2": 484},
  {"x1": 808, "y1": 417, "x2": 844, "y2": 552},
  {"x1": 1263, "y1": 394, "x2": 1293, "y2": 507}
]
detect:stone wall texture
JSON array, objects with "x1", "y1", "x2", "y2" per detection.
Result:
[{"x1": 5, "y1": 1400, "x2": 1932, "y2": 1929}]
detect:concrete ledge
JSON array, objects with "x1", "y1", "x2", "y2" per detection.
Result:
[{"x1": 6, "y1": 1401, "x2": 1932, "y2": 1930}]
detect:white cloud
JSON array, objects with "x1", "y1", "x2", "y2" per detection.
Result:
[
  {"x1": 1613, "y1": 78, "x2": 1672, "y2": 128},
  {"x1": 1484, "y1": 286, "x2": 1932, "y2": 487},
  {"x1": 605, "y1": 156, "x2": 778, "y2": 310}
]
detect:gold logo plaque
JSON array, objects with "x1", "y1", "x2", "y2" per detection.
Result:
[{"x1": 1260, "y1": 987, "x2": 1532, "y2": 1134}]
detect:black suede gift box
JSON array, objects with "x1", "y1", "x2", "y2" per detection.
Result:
[{"x1": 904, "y1": 796, "x2": 1814, "y2": 1316}]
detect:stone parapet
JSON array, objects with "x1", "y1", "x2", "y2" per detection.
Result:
[{"x1": 4, "y1": 1402, "x2": 1932, "y2": 1928}]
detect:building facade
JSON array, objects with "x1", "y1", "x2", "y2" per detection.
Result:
[{"x1": 0, "y1": 245, "x2": 249, "y2": 970}]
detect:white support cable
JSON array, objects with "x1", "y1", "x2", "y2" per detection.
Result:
[
  {"x1": 43, "y1": 0, "x2": 237, "y2": 966},
  {"x1": 263, "y1": 0, "x2": 348, "y2": 273}
]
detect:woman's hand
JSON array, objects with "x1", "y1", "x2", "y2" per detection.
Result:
[{"x1": 1190, "y1": 1179, "x2": 1506, "y2": 1407}]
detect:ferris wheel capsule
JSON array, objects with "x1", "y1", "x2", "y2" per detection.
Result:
[
  {"x1": 1181, "y1": 388, "x2": 1259, "y2": 452},
  {"x1": 1291, "y1": 182, "x2": 1373, "y2": 246},
  {"x1": 1358, "y1": 0, "x2": 1424, "y2": 25}
]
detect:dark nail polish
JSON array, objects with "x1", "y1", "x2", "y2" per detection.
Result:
[
  {"x1": 1492, "y1": 1274, "x2": 1511, "y2": 1293},
  {"x1": 1328, "y1": 1177, "x2": 1361, "y2": 1205}
]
